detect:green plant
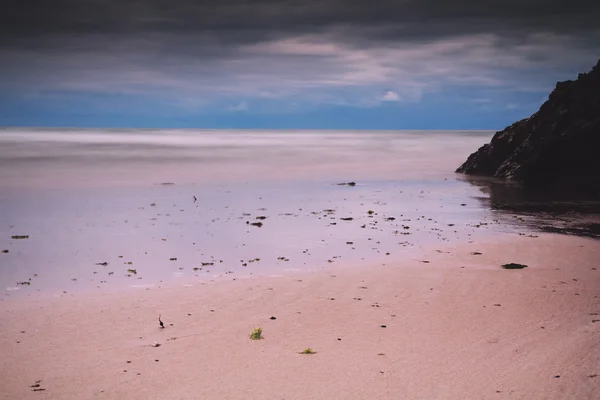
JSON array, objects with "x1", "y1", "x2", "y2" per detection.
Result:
[
  {"x1": 249, "y1": 328, "x2": 263, "y2": 340},
  {"x1": 300, "y1": 348, "x2": 316, "y2": 354}
]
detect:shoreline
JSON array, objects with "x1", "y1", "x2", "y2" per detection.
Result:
[{"x1": 2, "y1": 232, "x2": 599, "y2": 399}]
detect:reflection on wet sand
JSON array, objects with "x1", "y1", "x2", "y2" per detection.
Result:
[{"x1": 459, "y1": 174, "x2": 600, "y2": 238}]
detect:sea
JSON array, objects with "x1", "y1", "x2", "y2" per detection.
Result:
[{"x1": 0, "y1": 128, "x2": 595, "y2": 298}]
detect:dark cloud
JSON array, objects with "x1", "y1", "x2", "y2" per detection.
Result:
[
  {"x1": 1, "y1": 0, "x2": 598, "y2": 113},
  {"x1": 3, "y1": 0, "x2": 600, "y2": 45}
]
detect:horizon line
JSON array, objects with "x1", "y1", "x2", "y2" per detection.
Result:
[{"x1": 0, "y1": 125, "x2": 499, "y2": 132}]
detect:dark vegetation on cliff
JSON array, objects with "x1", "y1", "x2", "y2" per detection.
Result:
[{"x1": 457, "y1": 60, "x2": 600, "y2": 195}]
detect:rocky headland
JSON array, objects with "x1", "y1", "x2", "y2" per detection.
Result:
[{"x1": 457, "y1": 60, "x2": 600, "y2": 195}]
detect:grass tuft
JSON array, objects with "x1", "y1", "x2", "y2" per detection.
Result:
[
  {"x1": 249, "y1": 328, "x2": 263, "y2": 340},
  {"x1": 299, "y1": 348, "x2": 316, "y2": 354}
]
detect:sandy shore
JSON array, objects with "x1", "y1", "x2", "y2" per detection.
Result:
[{"x1": 1, "y1": 232, "x2": 599, "y2": 400}]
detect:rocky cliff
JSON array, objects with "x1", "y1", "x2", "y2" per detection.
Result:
[{"x1": 456, "y1": 60, "x2": 600, "y2": 194}]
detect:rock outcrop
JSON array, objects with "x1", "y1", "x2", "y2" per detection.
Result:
[{"x1": 456, "y1": 60, "x2": 600, "y2": 194}]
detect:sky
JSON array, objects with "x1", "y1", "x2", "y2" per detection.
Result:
[{"x1": 1, "y1": 0, "x2": 599, "y2": 129}]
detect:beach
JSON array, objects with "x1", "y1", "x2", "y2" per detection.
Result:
[
  {"x1": 1, "y1": 129, "x2": 599, "y2": 399},
  {"x1": 1, "y1": 233, "x2": 599, "y2": 399}
]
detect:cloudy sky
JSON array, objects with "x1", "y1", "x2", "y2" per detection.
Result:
[{"x1": 1, "y1": 0, "x2": 599, "y2": 129}]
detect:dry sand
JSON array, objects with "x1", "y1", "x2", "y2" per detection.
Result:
[{"x1": 1, "y1": 233, "x2": 599, "y2": 399}]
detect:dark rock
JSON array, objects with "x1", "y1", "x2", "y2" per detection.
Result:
[
  {"x1": 1, "y1": 249, "x2": 8, "y2": 253},
  {"x1": 502, "y1": 263, "x2": 528, "y2": 269},
  {"x1": 457, "y1": 60, "x2": 600, "y2": 194}
]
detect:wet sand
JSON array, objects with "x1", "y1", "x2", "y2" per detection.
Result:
[
  {"x1": 1, "y1": 233, "x2": 599, "y2": 399},
  {"x1": 1, "y1": 178, "x2": 506, "y2": 297}
]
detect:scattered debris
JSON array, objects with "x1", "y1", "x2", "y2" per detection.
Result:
[
  {"x1": 127, "y1": 269, "x2": 137, "y2": 275},
  {"x1": 30, "y1": 380, "x2": 45, "y2": 391},
  {"x1": 96, "y1": 262, "x2": 108, "y2": 266}
]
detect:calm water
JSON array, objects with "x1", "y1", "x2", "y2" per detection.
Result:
[
  {"x1": 2, "y1": 128, "x2": 545, "y2": 298},
  {"x1": 0, "y1": 128, "x2": 492, "y2": 188}
]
